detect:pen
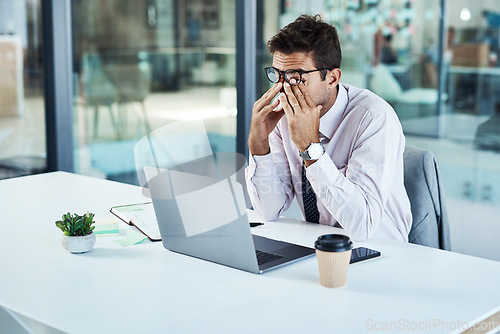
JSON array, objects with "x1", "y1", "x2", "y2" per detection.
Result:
[{"x1": 249, "y1": 222, "x2": 264, "y2": 227}]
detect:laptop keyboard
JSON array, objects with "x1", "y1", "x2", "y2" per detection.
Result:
[{"x1": 255, "y1": 250, "x2": 284, "y2": 266}]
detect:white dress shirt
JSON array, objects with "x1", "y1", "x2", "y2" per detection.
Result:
[{"x1": 245, "y1": 83, "x2": 412, "y2": 242}]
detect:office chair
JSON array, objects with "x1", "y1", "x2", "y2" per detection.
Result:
[
  {"x1": 106, "y1": 57, "x2": 152, "y2": 136},
  {"x1": 81, "y1": 53, "x2": 121, "y2": 139},
  {"x1": 403, "y1": 146, "x2": 451, "y2": 250},
  {"x1": 370, "y1": 64, "x2": 442, "y2": 120}
]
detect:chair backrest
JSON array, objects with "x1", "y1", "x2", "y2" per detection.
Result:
[
  {"x1": 403, "y1": 147, "x2": 451, "y2": 250},
  {"x1": 81, "y1": 53, "x2": 117, "y2": 106},
  {"x1": 107, "y1": 62, "x2": 152, "y2": 102}
]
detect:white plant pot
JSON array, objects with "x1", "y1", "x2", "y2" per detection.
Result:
[{"x1": 61, "y1": 233, "x2": 96, "y2": 253}]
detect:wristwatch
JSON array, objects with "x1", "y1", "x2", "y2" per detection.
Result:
[{"x1": 299, "y1": 142, "x2": 324, "y2": 160}]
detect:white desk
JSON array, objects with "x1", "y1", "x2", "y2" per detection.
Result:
[{"x1": 1, "y1": 172, "x2": 500, "y2": 334}]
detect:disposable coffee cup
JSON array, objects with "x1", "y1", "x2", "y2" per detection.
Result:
[{"x1": 314, "y1": 234, "x2": 353, "y2": 288}]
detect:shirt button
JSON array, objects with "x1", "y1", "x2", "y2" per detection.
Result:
[{"x1": 321, "y1": 217, "x2": 326, "y2": 221}]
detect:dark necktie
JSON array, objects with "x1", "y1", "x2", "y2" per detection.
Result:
[{"x1": 302, "y1": 163, "x2": 319, "y2": 223}]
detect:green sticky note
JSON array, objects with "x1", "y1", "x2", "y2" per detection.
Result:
[
  {"x1": 113, "y1": 231, "x2": 147, "y2": 247},
  {"x1": 94, "y1": 222, "x2": 120, "y2": 236},
  {"x1": 115, "y1": 205, "x2": 145, "y2": 212}
]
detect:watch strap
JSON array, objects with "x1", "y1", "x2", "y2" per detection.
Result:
[
  {"x1": 299, "y1": 142, "x2": 324, "y2": 160},
  {"x1": 299, "y1": 149, "x2": 312, "y2": 160}
]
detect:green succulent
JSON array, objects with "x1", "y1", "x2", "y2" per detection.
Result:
[{"x1": 55, "y1": 212, "x2": 96, "y2": 236}]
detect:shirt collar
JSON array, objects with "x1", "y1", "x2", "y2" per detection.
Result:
[{"x1": 319, "y1": 83, "x2": 348, "y2": 141}]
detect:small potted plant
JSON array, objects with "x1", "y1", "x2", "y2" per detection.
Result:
[{"x1": 55, "y1": 212, "x2": 96, "y2": 253}]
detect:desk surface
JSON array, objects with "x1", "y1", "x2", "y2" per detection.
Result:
[{"x1": 1, "y1": 172, "x2": 500, "y2": 334}]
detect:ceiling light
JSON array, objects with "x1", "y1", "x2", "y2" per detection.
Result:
[{"x1": 460, "y1": 7, "x2": 471, "y2": 21}]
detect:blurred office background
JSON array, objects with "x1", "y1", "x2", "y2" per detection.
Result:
[{"x1": 1, "y1": 0, "x2": 499, "y2": 261}]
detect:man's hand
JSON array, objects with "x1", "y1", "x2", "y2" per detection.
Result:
[
  {"x1": 248, "y1": 82, "x2": 285, "y2": 156},
  {"x1": 280, "y1": 82, "x2": 322, "y2": 153}
]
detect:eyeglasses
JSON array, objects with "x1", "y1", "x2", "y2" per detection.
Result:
[{"x1": 264, "y1": 66, "x2": 331, "y2": 86}]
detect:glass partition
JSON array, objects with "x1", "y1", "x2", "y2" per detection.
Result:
[
  {"x1": 0, "y1": 0, "x2": 46, "y2": 179},
  {"x1": 258, "y1": 0, "x2": 442, "y2": 135},
  {"x1": 258, "y1": 0, "x2": 500, "y2": 261},
  {"x1": 72, "y1": 0, "x2": 236, "y2": 185},
  {"x1": 407, "y1": 1, "x2": 500, "y2": 259}
]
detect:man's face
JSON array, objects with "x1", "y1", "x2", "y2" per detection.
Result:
[{"x1": 272, "y1": 51, "x2": 331, "y2": 109}]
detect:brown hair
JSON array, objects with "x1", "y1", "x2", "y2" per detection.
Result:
[{"x1": 267, "y1": 14, "x2": 341, "y2": 80}]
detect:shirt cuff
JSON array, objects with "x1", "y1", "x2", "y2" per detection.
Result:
[
  {"x1": 248, "y1": 153, "x2": 275, "y2": 178},
  {"x1": 306, "y1": 152, "x2": 358, "y2": 213},
  {"x1": 305, "y1": 154, "x2": 341, "y2": 189}
]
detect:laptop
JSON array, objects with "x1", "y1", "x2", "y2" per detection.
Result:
[{"x1": 144, "y1": 165, "x2": 315, "y2": 274}]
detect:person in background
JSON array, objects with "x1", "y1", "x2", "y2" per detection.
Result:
[
  {"x1": 422, "y1": 27, "x2": 455, "y2": 88},
  {"x1": 381, "y1": 34, "x2": 398, "y2": 64},
  {"x1": 245, "y1": 14, "x2": 412, "y2": 242}
]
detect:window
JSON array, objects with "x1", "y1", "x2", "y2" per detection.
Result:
[
  {"x1": 0, "y1": 0, "x2": 46, "y2": 179},
  {"x1": 71, "y1": 0, "x2": 237, "y2": 185},
  {"x1": 258, "y1": 0, "x2": 500, "y2": 261}
]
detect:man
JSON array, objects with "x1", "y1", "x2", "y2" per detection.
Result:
[{"x1": 245, "y1": 14, "x2": 412, "y2": 242}]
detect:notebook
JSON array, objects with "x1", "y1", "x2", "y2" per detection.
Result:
[
  {"x1": 110, "y1": 202, "x2": 161, "y2": 241},
  {"x1": 144, "y1": 166, "x2": 315, "y2": 274}
]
